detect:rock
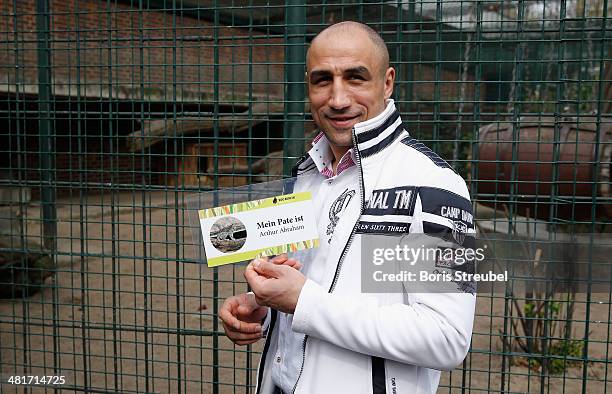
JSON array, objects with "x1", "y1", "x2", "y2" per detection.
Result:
[{"x1": 0, "y1": 237, "x2": 54, "y2": 299}]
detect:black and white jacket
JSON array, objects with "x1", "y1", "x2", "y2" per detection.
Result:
[{"x1": 256, "y1": 100, "x2": 476, "y2": 394}]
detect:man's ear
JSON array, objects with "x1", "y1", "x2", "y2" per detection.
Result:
[{"x1": 384, "y1": 67, "x2": 395, "y2": 100}]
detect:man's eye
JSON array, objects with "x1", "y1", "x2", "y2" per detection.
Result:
[
  {"x1": 313, "y1": 78, "x2": 331, "y2": 85},
  {"x1": 349, "y1": 75, "x2": 365, "y2": 81}
]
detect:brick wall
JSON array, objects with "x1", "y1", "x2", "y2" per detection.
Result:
[
  {"x1": 0, "y1": 0, "x2": 285, "y2": 103},
  {"x1": 413, "y1": 65, "x2": 481, "y2": 109}
]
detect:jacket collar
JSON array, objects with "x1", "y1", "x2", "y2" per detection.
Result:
[
  {"x1": 353, "y1": 99, "x2": 404, "y2": 159},
  {"x1": 352, "y1": 100, "x2": 409, "y2": 206}
]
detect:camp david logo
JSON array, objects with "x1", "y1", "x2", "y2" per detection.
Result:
[{"x1": 452, "y1": 220, "x2": 468, "y2": 245}]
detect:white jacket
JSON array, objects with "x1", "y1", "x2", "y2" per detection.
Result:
[{"x1": 256, "y1": 101, "x2": 476, "y2": 394}]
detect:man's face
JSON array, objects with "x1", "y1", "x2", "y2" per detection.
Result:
[{"x1": 307, "y1": 32, "x2": 395, "y2": 149}]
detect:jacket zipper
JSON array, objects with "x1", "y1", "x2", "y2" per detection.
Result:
[
  {"x1": 291, "y1": 128, "x2": 366, "y2": 393},
  {"x1": 328, "y1": 128, "x2": 365, "y2": 293},
  {"x1": 255, "y1": 310, "x2": 278, "y2": 394},
  {"x1": 291, "y1": 336, "x2": 308, "y2": 394}
]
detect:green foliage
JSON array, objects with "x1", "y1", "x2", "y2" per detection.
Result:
[
  {"x1": 547, "y1": 339, "x2": 584, "y2": 375},
  {"x1": 502, "y1": 296, "x2": 584, "y2": 375}
]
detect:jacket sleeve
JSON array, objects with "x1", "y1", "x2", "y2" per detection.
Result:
[
  {"x1": 291, "y1": 279, "x2": 475, "y2": 371},
  {"x1": 292, "y1": 174, "x2": 476, "y2": 371}
]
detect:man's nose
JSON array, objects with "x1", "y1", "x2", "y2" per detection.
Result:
[{"x1": 328, "y1": 79, "x2": 351, "y2": 110}]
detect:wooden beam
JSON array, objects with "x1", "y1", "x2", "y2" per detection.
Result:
[{"x1": 126, "y1": 102, "x2": 283, "y2": 152}]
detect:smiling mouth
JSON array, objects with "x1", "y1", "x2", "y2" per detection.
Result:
[{"x1": 326, "y1": 115, "x2": 360, "y2": 127}]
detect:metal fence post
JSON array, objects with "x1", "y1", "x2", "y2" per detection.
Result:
[
  {"x1": 283, "y1": 0, "x2": 306, "y2": 176},
  {"x1": 213, "y1": 3, "x2": 220, "y2": 393},
  {"x1": 35, "y1": 0, "x2": 55, "y2": 252}
]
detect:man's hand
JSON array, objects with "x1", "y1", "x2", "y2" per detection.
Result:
[
  {"x1": 219, "y1": 254, "x2": 302, "y2": 345},
  {"x1": 244, "y1": 258, "x2": 307, "y2": 314},
  {"x1": 219, "y1": 292, "x2": 267, "y2": 345}
]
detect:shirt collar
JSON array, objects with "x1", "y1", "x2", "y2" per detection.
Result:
[{"x1": 308, "y1": 132, "x2": 356, "y2": 179}]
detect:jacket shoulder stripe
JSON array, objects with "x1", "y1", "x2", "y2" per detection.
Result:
[
  {"x1": 418, "y1": 186, "x2": 474, "y2": 230},
  {"x1": 400, "y1": 136, "x2": 453, "y2": 170}
]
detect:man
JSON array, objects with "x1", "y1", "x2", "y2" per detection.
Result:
[{"x1": 219, "y1": 21, "x2": 476, "y2": 393}]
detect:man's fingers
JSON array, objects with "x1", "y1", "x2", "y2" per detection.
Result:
[
  {"x1": 284, "y1": 259, "x2": 302, "y2": 270},
  {"x1": 219, "y1": 300, "x2": 262, "y2": 333},
  {"x1": 244, "y1": 262, "x2": 268, "y2": 289},
  {"x1": 269, "y1": 254, "x2": 288, "y2": 264},
  {"x1": 225, "y1": 330, "x2": 262, "y2": 346},
  {"x1": 253, "y1": 259, "x2": 284, "y2": 278},
  {"x1": 222, "y1": 317, "x2": 262, "y2": 333},
  {"x1": 219, "y1": 299, "x2": 240, "y2": 328},
  {"x1": 237, "y1": 304, "x2": 268, "y2": 322},
  {"x1": 223, "y1": 322, "x2": 263, "y2": 339},
  {"x1": 269, "y1": 255, "x2": 302, "y2": 270},
  {"x1": 219, "y1": 310, "x2": 242, "y2": 331},
  {"x1": 219, "y1": 293, "x2": 267, "y2": 345},
  {"x1": 234, "y1": 319, "x2": 262, "y2": 334}
]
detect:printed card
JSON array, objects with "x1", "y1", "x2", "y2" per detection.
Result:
[{"x1": 198, "y1": 192, "x2": 319, "y2": 267}]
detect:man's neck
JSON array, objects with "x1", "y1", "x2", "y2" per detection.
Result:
[{"x1": 329, "y1": 145, "x2": 351, "y2": 175}]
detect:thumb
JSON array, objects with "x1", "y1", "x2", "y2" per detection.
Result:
[{"x1": 253, "y1": 259, "x2": 283, "y2": 278}]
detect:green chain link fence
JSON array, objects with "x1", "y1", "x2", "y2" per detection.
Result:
[{"x1": 0, "y1": 0, "x2": 610, "y2": 392}]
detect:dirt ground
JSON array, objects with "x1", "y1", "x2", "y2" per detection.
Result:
[{"x1": 1, "y1": 192, "x2": 610, "y2": 393}]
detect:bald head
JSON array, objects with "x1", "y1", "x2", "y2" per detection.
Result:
[
  {"x1": 308, "y1": 21, "x2": 389, "y2": 76},
  {"x1": 305, "y1": 20, "x2": 396, "y2": 158}
]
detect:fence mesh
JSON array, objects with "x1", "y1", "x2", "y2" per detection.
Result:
[{"x1": 0, "y1": 0, "x2": 610, "y2": 392}]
